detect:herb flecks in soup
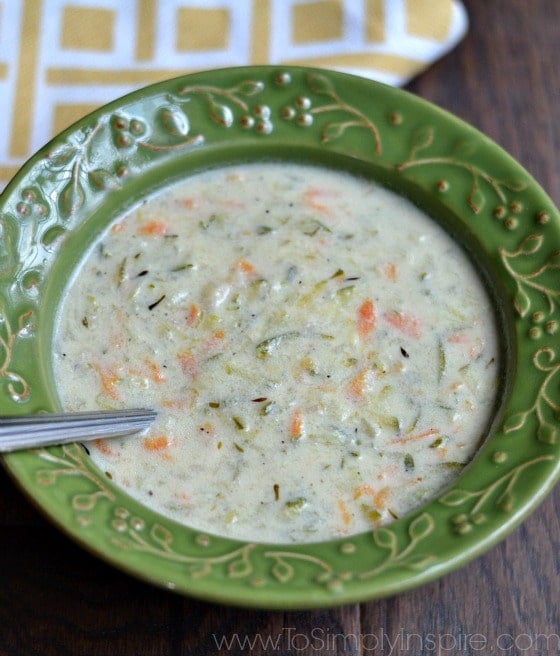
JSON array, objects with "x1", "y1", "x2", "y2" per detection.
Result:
[{"x1": 54, "y1": 164, "x2": 499, "y2": 543}]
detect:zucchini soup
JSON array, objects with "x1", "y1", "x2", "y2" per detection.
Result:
[{"x1": 53, "y1": 163, "x2": 499, "y2": 544}]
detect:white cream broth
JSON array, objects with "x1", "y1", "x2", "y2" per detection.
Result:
[{"x1": 53, "y1": 163, "x2": 499, "y2": 544}]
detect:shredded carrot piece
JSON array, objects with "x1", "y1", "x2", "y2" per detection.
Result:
[
  {"x1": 384, "y1": 262, "x2": 398, "y2": 281},
  {"x1": 337, "y1": 499, "x2": 352, "y2": 526},
  {"x1": 110, "y1": 222, "x2": 124, "y2": 234},
  {"x1": 288, "y1": 409, "x2": 303, "y2": 439},
  {"x1": 174, "y1": 491, "x2": 190, "y2": 504},
  {"x1": 203, "y1": 329, "x2": 226, "y2": 351},
  {"x1": 177, "y1": 350, "x2": 197, "y2": 376},
  {"x1": 143, "y1": 435, "x2": 169, "y2": 451},
  {"x1": 347, "y1": 367, "x2": 368, "y2": 399},
  {"x1": 182, "y1": 198, "x2": 195, "y2": 209},
  {"x1": 469, "y1": 341, "x2": 483, "y2": 359},
  {"x1": 186, "y1": 303, "x2": 201, "y2": 326},
  {"x1": 303, "y1": 187, "x2": 330, "y2": 213},
  {"x1": 93, "y1": 438, "x2": 114, "y2": 456},
  {"x1": 447, "y1": 332, "x2": 469, "y2": 344},
  {"x1": 353, "y1": 484, "x2": 375, "y2": 500},
  {"x1": 384, "y1": 310, "x2": 420, "y2": 338},
  {"x1": 373, "y1": 487, "x2": 389, "y2": 509},
  {"x1": 162, "y1": 398, "x2": 188, "y2": 410},
  {"x1": 219, "y1": 198, "x2": 245, "y2": 210},
  {"x1": 399, "y1": 427, "x2": 439, "y2": 444},
  {"x1": 94, "y1": 365, "x2": 120, "y2": 401},
  {"x1": 138, "y1": 220, "x2": 168, "y2": 236},
  {"x1": 357, "y1": 299, "x2": 376, "y2": 337},
  {"x1": 145, "y1": 358, "x2": 165, "y2": 383},
  {"x1": 199, "y1": 422, "x2": 215, "y2": 437},
  {"x1": 315, "y1": 384, "x2": 337, "y2": 394},
  {"x1": 236, "y1": 259, "x2": 255, "y2": 275},
  {"x1": 353, "y1": 485, "x2": 388, "y2": 509}
]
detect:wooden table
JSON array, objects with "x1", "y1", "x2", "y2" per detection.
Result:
[{"x1": 1, "y1": 1, "x2": 558, "y2": 653}]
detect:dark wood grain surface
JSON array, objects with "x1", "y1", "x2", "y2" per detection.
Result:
[{"x1": 1, "y1": 2, "x2": 558, "y2": 654}]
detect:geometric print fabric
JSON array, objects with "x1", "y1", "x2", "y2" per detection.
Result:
[{"x1": 0, "y1": 0, "x2": 468, "y2": 188}]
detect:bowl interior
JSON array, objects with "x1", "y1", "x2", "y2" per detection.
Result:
[{"x1": 1, "y1": 66, "x2": 558, "y2": 608}]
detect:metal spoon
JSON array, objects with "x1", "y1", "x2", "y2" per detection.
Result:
[{"x1": 0, "y1": 408, "x2": 156, "y2": 452}]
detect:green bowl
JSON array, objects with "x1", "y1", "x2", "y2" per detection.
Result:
[{"x1": 1, "y1": 66, "x2": 559, "y2": 609}]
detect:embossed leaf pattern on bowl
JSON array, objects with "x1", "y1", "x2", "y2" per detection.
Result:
[{"x1": 0, "y1": 67, "x2": 558, "y2": 607}]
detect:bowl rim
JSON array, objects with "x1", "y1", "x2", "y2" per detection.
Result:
[{"x1": 1, "y1": 65, "x2": 559, "y2": 609}]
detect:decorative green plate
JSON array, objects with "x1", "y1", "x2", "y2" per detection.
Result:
[{"x1": 1, "y1": 66, "x2": 559, "y2": 609}]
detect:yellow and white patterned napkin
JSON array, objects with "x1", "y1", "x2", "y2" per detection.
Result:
[{"x1": 0, "y1": 0, "x2": 468, "y2": 189}]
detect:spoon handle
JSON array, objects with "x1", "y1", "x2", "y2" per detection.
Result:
[{"x1": 0, "y1": 408, "x2": 156, "y2": 452}]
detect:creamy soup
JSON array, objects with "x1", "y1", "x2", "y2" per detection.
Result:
[{"x1": 53, "y1": 163, "x2": 499, "y2": 543}]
